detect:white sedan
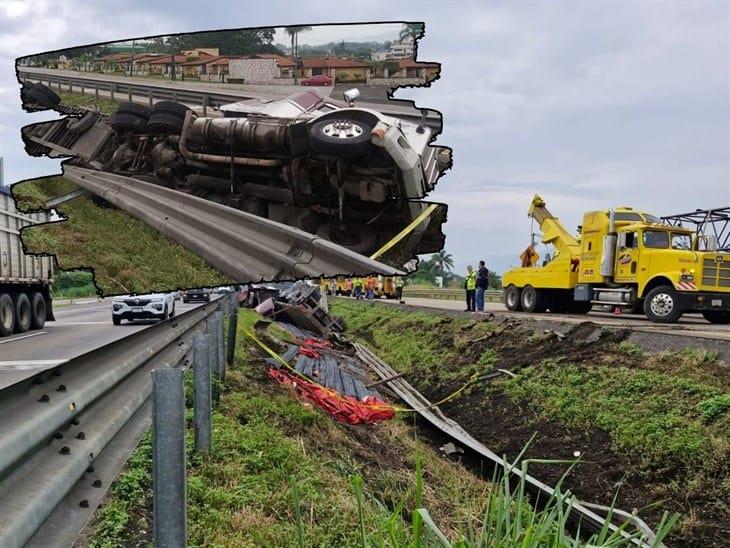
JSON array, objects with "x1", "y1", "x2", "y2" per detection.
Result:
[{"x1": 111, "y1": 292, "x2": 176, "y2": 325}]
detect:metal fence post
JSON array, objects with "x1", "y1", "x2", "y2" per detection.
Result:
[
  {"x1": 207, "y1": 316, "x2": 219, "y2": 378},
  {"x1": 193, "y1": 334, "x2": 212, "y2": 454},
  {"x1": 110, "y1": 83, "x2": 115, "y2": 101},
  {"x1": 226, "y1": 298, "x2": 238, "y2": 367},
  {"x1": 95, "y1": 84, "x2": 99, "y2": 101},
  {"x1": 216, "y1": 310, "x2": 225, "y2": 382},
  {"x1": 148, "y1": 88, "x2": 153, "y2": 107},
  {"x1": 152, "y1": 368, "x2": 187, "y2": 547},
  {"x1": 202, "y1": 95, "x2": 208, "y2": 117}
]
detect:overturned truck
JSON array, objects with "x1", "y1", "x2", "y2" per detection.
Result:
[{"x1": 21, "y1": 84, "x2": 450, "y2": 266}]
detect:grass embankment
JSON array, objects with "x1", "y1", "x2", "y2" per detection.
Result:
[
  {"x1": 87, "y1": 309, "x2": 493, "y2": 546},
  {"x1": 12, "y1": 176, "x2": 230, "y2": 295},
  {"x1": 330, "y1": 299, "x2": 729, "y2": 545},
  {"x1": 57, "y1": 89, "x2": 122, "y2": 114}
]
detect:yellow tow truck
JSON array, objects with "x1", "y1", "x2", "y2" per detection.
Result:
[{"x1": 502, "y1": 195, "x2": 730, "y2": 324}]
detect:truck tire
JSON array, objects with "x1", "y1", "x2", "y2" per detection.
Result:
[
  {"x1": 504, "y1": 285, "x2": 522, "y2": 311},
  {"x1": 309, "y1": 115, "x2": 375, "y2": 159},
  {"x1": 0, "y1": 294, "x2": 15, "y2": 336},
  {"x1": 14, "y1": 293, "x2": 32, "y2": 333},
  {"x1": 643, "y1": 285, "x2": 683, "y2": 323},
  {"x1": 25, "y1": 83, "x2": 61, "y2": 108},
  {"x1": 151, "y1": 101, "x2": 190, "y2": 118},
  {"x1": 702, "y1": 310, "x2": 730, "y2": 324},
  {"x1": 520, "y1": 285, "x2": 547, "y2": 313},
  {"x1": 147, "y1": 113, "x2": 185, "y2": 134},
  {"x1": 116, "y1": 102, "x2": 151, "y2": 119},
  {"x1": 111, "y1": 113, "x2": 147, "y2": 134},
  {"x1": 30, "y1": 292, "x2": 47, "y2": 330}
]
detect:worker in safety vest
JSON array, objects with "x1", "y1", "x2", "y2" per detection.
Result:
[
  {"x1": 395, "y1": 276, "x2": 405, "y2": 303},
  {"x1": 353, "y1": 277, "x2": 364, "y2": 300},
  {"x1": 365, "y1": 276, "x2": 377, "y2": 300},
  {"x1": 464, "y1": 265, "x2": 477, "y2": 312}
]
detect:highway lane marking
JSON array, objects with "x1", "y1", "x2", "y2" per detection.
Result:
[
  {"x1": 0, "y1": 359, "x2": 68, "y2": 370},
  {"x1": 55, "y1": 321, "x2": 113, "y2": 326},
  {"x1": 0, "y1": 331, "x2": 47, "y2": 344}
]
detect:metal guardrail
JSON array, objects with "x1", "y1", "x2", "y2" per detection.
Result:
[
  {"x1": 0, "y1": 295, "x2": 236, "y2": 547},
  {"x1": 354, "y1": 342, "x2": 660, "y2": 547},
  {"x1": 18, "y1": 70, "x2": 441, "y2": 128},
  {"x1": 62, "y1": 165, "x2": 401, "y2": 281},
  {"x1": 404, "y1": 287, "x2": 502, "y2": 302}
]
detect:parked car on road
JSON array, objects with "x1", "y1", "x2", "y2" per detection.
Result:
[
  {"x1": 300, "y1": 74, "x2": 332, "y2": 86},
  {"x1": 111, "y1": 292, "x2": 175, "y2": 325},
  {"x1": 183, "y1": 288, "x2": 211, "y2": 303}
]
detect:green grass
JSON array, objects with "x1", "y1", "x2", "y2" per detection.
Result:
[
  {"x1": 13, "y1": 177, "x2": 230, "y2": 295},
  {"x1": 87, "y1": 308, "x2": 675, "y2": 547},
  {"x1": 57, "y1": 89, "x2": 122, "y2": 115}
]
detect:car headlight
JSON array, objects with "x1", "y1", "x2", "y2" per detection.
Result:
[
  {"x1": 113, "y1": 304, "x2": 122, "y2": 311},
  {"x1": 153, "y1": 303, "x2": 164, "y2": 311}
]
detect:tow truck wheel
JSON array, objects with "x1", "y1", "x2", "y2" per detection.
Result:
[
  {"x1": 504, "y1": 285, "x2": 522, "y2": 311},
  {"x1": 702, "y1": 310, "x2": 730, "y2": 324},
  {"x1": 520, "y1": 285, "x2": 547, "y2": 313},
  {"x1": 14, "y1": 293, "x2": 32, "y2": 333},
  {"x1": 30, "y1": 292, "x2": 47, "y2": 330},
  {"x1": 0, "y1": 294, "x2": 15, "y2": 336},
  {"x1": 643, "y1": 285, "x2": 683, "y2": 323}
]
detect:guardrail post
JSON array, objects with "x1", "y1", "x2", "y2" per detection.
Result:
[
  {"x1": 128, "y1": 86, "x2": 132, "y2": 102},
  {"x1": 202, "y1": 95, "x2": 208, "y2": 116},
  {"x1": 226, "y1": 299, "x2": 238, "y2": 367},
  {"x1": 193, "y1": 333, "x2": 212, "y2": 454},
  {"x1": 110, "y1": 83, "x2": 115, "y2": 101},
  {"x1": 148, "y1": 89, "x2": 153, "y2": 107},
  {"x1": 216, "y1": 310, "x2": 225, "y2": 382},
  {"x1": 95, "y1": 84, "x2": 99, "y2": 101},
  {"x1": 81, "y1": 83, "x2": 85, "y2": 96},
  {"x1": 152, "y1": 368, "x2": 187, "y2": 548}
]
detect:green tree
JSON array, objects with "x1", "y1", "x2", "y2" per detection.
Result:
[
  {"x1": 285, "y1": 25, "x2": 312, "y2": 83},
  {"x1": 399, "y1": 23, "x2": 424, "y2": 44},
  {"x1": 431, "y1": 250, "x2": 454, "y2": 278}
]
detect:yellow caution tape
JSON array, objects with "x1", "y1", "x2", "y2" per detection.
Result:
[
  {"x1": 243, "y1": 327, "x2": 481, "y2": 414},
  {"x1": 369, "y1": 203, "x2": 439, "y2": 261}
]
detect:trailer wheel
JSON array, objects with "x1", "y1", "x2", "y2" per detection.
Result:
[
  {"x1": 14, "y1": 293, "x2": 32, "y2": 333},
  {"x1": 504, "y1": 285, "x2": 522, "y2": 311},
  {"x1": 116, "y1": 102, "x2": 151, "y2": 119},
  {"x1": 643, "y1": 285, "x2": 683, "y2": 323},
  {"x1": 147, "y1": 113, "x2": 185, "y2": 135},
  {"x1": 151, "y1": 101, "x2": 190, "y2": 118},
  {"x1": 111, "y1": 113, "x2": 148, "y2": 134},
  {"x1": 0, "y1": 294, "x2": 15, "y2": 336},
  {"x1": 30, "y1": 292, "x2": 47, "y2": 330},
  {"x1": 520, "y1": 285, "x2": 547, "y2": 313},
  {"x1": 702, "y1": 310, "x2": 730, "y2": 324}
]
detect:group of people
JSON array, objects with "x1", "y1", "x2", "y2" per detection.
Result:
[
  {"x1": 352, "y1": 276, "x2": 378, "y2": 300},
  {"x1": 464, "y1": 261, "x2": 490, "y2": 313}
]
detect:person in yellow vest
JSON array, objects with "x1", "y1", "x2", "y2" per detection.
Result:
[
  {"x1": 464, "y1": 265, "x2": 477, "y2": 312},
  {"x1": 353, "y1": 277, "x2": 364, "y2": 300},
  {"x1": 395, "y1": 276, "x2": 405, "y2": 303}
]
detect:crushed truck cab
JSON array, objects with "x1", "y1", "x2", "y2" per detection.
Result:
[{"x1": 502, "y1": 195, "x2": 730, "y2": 324}]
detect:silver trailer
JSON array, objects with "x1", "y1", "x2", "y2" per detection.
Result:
[{"x1": 0, "y1": 186, "x2": 54, "y2": 337}]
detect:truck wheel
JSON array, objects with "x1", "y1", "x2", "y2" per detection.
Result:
[
  {"x1": 151, "y1": 101, "x2": 190, "y2": 118},
  {"x1": 0, "y1": 294, "x2": 15, "y2": 336},
  {"x1": 116, "y1": 102, "x2": 151, "y2": 119},
  {"x1": 702, "y1": 310, "x2": 730, "y2": 324},
  {"x1": 504, "y1": 285, "x2": 522, "y2": 311},
  {"x1": 309, "y1": 114, "x2": 375, "y2": 159},
  {"x1": 111, "y1": 113, "x2": 148, "y2": 134},
  {"x1": 147, "y1": 113, "x2": 185, "y2": 135},
  {"x1": 643, "y1": 285, "x2": 683, "y2": 323},
  {"x1": 30, "y1": 292, "x2": 47, "y2": 330},
  {"x1": 25, "y1": 83, "x2": 61, "y2": 108},
  {"x1": 14, "y1": 293, "x2": 32, "y2": 333},
  {"x1": 520, "y1": 285, "x2": 547, "y2": 313}
]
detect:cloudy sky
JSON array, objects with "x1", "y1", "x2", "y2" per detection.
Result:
[{"x1": 0, "y1": 0, "x2": 728, "y2": 274}]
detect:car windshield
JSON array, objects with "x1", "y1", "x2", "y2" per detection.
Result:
[
  {"x1": 671, "y1": 233, "x2": 692, "y2": 250},
  {"x1": 643, "y1": 230, "x2": 670, "y2": 249}
]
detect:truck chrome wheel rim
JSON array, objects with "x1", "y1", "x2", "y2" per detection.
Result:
[
  {"x1": 322, "y1": 121, "x2": 363, "y2": 139},
  {"x1": 650, "y1": 293, "x2": 674, "y2": 317},
  {"x1": 523, "y1": 291, "x2": 534, "y2": 308},
  {"x1": 507, "y1": 289, "x2": 517, "y2": 307}
]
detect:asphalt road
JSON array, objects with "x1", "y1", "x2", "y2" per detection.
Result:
[
  {"x1": 0, "y1": 299, "x2": 202, "y2": 389},
  {"x1": 376, "y1": 297, "x2": 730, "y2": 341}
]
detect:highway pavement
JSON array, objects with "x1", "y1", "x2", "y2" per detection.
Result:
[
  {"x1": 0, "y1": 298, "x2": 202, "y2": 389},
  {"x1": 375, "y1": 297, "x2": 730, "y2": 341}
]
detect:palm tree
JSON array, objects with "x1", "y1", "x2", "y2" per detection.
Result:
[
  {"x1": 285, "y1": 26, "x2": 312, "y2": 83},
  {"x1": 431, "y1": 250, "x2": 454, "y2": 278},
  {"x1": 399, "y1": 23, "x2": 423, "y2": 44}
]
